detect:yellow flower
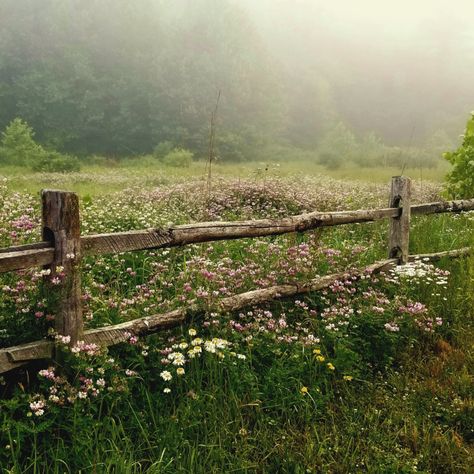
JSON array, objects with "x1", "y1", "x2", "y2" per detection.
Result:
[
  {"x1": 313, "y1": 349, "x2": 321, "y2": 355},
  {"x1": 316, "y1": 355, "x2": 325, "y2": 363},
  {"x1": 188, "y1": 328, "x2": 197, "y2": 336},
  {"x1": 327, "y1": 363, "x2": 335, "y2": 371},
  {"x1": 343, "y1": 375, "x2": 353, "y2": 381},
  {"x1": 176, "y1": 368, "x2": 185, "y2": 376},
  {"x1": 300, "y1": 386, "x2": 309, "y2": 395}
]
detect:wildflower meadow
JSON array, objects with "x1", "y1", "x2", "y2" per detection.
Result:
[{"x1": 0, "y1": 168, "x2": 473, "y2": 473}]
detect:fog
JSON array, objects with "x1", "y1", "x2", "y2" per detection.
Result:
[
  {"x1": 241, "y1": 0, "x2": 474, "y2": 144},
  {"x1": 0, "y1": 0, "x2": 473, "y2": 167}
]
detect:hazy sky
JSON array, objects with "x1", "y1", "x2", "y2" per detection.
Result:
[{"x1": 240, "y1": 0, "x2": 474, "y2": 143}]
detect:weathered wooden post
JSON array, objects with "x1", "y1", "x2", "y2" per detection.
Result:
[
  {"x1": 388, "y1": 176, "x2": 411, "y2": 264},
  {"x1": 42, "y1": 190, "x2": 83, "y2": 347}
]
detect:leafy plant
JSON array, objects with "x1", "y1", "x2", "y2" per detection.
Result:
[
  {"x1": 444, "y1": 113, "x2": 474, "y2": 198},
  {"x1": 0, "y1": 118, "x2": 45, "y2": 166},
  {"x1": 153, "y1": 141, "x2": 174, "y2": 160},
  {"x1": 31, "y1": 150, "x2": 81, "y2": 173},
  {"x1": 162, "y1": 147, "x2": 193, "y2": 168}
]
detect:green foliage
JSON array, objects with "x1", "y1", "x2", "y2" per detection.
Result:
[
  {"x1": 318, "y1": 122, "x2": 357, "y2": 161},
  {"x1": 162, "y1": 148, "x2": 193, "y2": 167},
  {"x1": 318, "y1": 151, "x2": 343, "y2": 169},
  {"x1": 444, "y1": 113, "x2": 474, "y2": 198},
  {"x1": 31, "y1": 150, "x2": 81, "y2": 173},
  {"x1": 0, "y1": 118, "x2": 80, "y2": 172},
  {"x1": 153, "y1": 141, "x2": 175, "y2": 160},
  {"x1": 0, "y1": 118, "x2": 45, "y2": 165}
]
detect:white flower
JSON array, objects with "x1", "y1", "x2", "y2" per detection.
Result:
[{"x1": 160, "y1": 370, "x2": 172, "y2": 381}]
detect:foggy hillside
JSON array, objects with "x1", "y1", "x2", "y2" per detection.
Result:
[{"x1": 1, "y1": 0, "x2": 473, "y2": 164}]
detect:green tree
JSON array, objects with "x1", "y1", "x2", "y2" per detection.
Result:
[
  {"x1": 0, "y1": 118, "x2": 44, "y2": 165},
  {"x1": 444, "y1": 113, "x2": 474, "y2": 198}
]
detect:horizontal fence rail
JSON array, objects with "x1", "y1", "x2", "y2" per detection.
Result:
[
  {"x1": 2, "y1": 198, "x2": 474, "y2": 274},
  {"x1": 1, "y1": 248, "x2": 471, "y2": 374},
  {"x1": 0, "y1": 177, "x2": 473, "y2": 374}
]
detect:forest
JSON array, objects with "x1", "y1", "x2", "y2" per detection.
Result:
[
  {"x1": 1, "y1": 0, "x2": 472, "y2": 169},
  {"x1": 0, "y1": 1, "x2": 473, "y2": 472}
]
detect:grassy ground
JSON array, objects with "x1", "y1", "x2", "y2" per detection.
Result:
[
  {"x1": 0, "y1": 165, "x2": 472, "y2": 473},
  {"x1": 0, "y1": 159, "x2": 450, "y2": 197}
]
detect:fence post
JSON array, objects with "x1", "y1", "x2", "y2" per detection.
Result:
[
  {"x1": 42, "y1": 190, "x2": 83, "y2": 347},
  {"x1": 388, "y1": 176, "x2": 411, "y2": 264}
]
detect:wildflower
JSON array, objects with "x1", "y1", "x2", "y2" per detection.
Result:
[
  {"x1": 163, "y1": 388, "x2": 171, "y2": 393},
  {"x1": 327, "y1": 363, "x2": 335, "y2": 371},
  {"x1": 160, "y1": 370, "x2": 172, "y2": 381},
  {"x1": 300, "y1": 386, "x2": 308, "y2": 395},
  {"x1": 176, "y1": 368, "x2": 185, "y2": 376},
  {"x1": 38, "y1": 368, "x2": 56, "y2": 381},
  {"x1": 188, "y1": 328, "x2": 197, "y2": 336},
  {"x1": 313, "y1": 348, "x2": 321, "y2": 355},
  {"x1": 316, "y1": 355, "x2": 325, "y2": 363},
  {"x1": 384, "y1": 322, "x2": 400, "y2": 332},
  {"x1": 125, "y1": 369, "x2": 137, "y2": 377},
  {"x1": 55, "y1": 334, "x2": 71, "y2": 344},
  {"x1": 29, "y1": 400, "x2": 45, "y2": 416},
  {"x1": 343, "y1": 375, "x2": 353, "y2": 381}
]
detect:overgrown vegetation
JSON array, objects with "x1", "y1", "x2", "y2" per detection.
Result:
[
  {"x1": 444, "y1": 113, "x2": 474, "y2": 199},
  {"x1": 0, "y1": 172, "x2": 473, "y2": 472},
  {"x1": 0, "y1": 118, "x2": 80, "y2": 173},
  {"x1": 0, "y1": 0, "x2": 465, "y2": 168}
]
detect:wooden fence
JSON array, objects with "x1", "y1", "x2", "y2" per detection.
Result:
[{"x1": 0, "y1": 176, "x2": 473, "y2": 374}]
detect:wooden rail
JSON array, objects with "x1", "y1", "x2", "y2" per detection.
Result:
[
  {"x1": 2, "y1": 199, "x2": 474, "y2": 273},
  {"x1": 0, "y1": 177, "x2": 473, "y2": 373}
]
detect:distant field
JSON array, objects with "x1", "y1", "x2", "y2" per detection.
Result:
[
  {"x1": 1, "y1": 168, "x2": 472, "y2": 473},
  {"x1": 0, "y1": 159, "x2": 450, "y2": 197}
]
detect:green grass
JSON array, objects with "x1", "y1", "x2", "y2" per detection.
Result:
[
  {"x1": 0, "y1": 166, "x2": 473, "y2": 473},
  {"x1": 0, "y1": 158, "x2": 450, "y2": 197}
]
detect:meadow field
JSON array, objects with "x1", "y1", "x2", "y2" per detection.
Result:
[{"x1": 0, "y1": 162, "x2": 473, "y2": 473}]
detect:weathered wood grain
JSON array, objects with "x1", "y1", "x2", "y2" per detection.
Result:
[
  {"x1": 42, "y1": 190, "x2": 83, "y2": 346},
  {"x1": 409, "y1": 247, "x2": 471, "y2": 261},
  {"x1": 411, "y1": 199, "x2": 474, "y2": 215},
  {"x1": 0, "y1": 340, "x2": 54, "y2": 373},
  {"x1": 0, "y1": 248, "x2": 54, "y2": 273},
  {"x1": 388, "y1": 176, "x2": 411, "y2": 264},
  {"x1": 0, "y1": 241, "x2": 52, "y2": 254},
  {"x1": 81, "y1": 208, "x2": 400, "y2": 256},
  {"x1": 0, "y1": 197, "x2": 473, "y2": 271},
  {"x1": 1, "y1": 247, "x2": 471, "y2": 374}
]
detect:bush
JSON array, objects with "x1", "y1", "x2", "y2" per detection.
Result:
[
  {"x1": 31, "y1": 151, "x2": 81, "y2": 173},
  {"x1": 318, "y1": 152, "x2": 343, "y2": 170},
  {"x1": 1, "y1": 118, "x2": 45, "y2": 165},
  {"x1": 162, "y1": 148, "x2": 193, "y2": 168},
  {"x1": 444, "y1": 113, "x2": 474, "y2": 198},
  {"x1": 153, "y1": 141, "x2": 174, "y2": 160}
]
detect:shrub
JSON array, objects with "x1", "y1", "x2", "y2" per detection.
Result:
[
  {"x1": 1, "y1": 118, "x2": 45, "y2": 165},
  {"x1": 153, "y1": 141, "x2": 174, "y2": 160},
  {"x1": 162, "y1": 148, "x2": 193, "y2": 168},
  {"x1": 444, "y1": 113, "x2": 474, "y2": 198},
  {"x1": 31, "y1": 150, "x2": 81, "y2": 173},
  {"x1": 318, "y1": 152, "x2": 343, "y2": 170}
]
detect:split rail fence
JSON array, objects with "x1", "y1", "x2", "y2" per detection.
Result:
[{"x1": 0, "y1": 176, "x2": 473, "y2": 374}]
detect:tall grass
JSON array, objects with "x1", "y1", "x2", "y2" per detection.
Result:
[{"x1": 0, "y1": 169, "x2": 472, "y2": 473}]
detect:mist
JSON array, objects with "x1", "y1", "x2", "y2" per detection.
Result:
[
  {"x1": 1, "y1": 0, "x2": 473, "y2": 168},
  {"x1": 241, "y1": 0, "x2": 474, "y2": 144}
]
